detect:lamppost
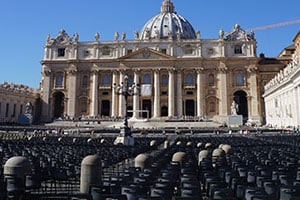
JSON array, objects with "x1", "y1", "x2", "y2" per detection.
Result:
[{"x1": 113, "y1": 75, "x2": 139, "y2": 143}]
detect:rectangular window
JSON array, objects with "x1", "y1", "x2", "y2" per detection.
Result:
[
  {"x1": 160, "y1": 49, "x2": 167, "y2": 54},
  {"x1": 20, "y1": 104, "x2": 23, "y2": 114},
  {"x1": 161, "y1": 76, "x2": 168, "y2": 87},
  {"x1": 208, "y1": 48, "x2": 214, "y2": 55},
  {"x1": 58, "y1": 48, "x2": 65, "y2": 57},
  {"x1": 209, "y1": 102, "x2": 216, "y2": 112},
  {"x1": 102, "y1": 49, "x2": 110, "y2": 56},
  {"x1": 208, "y1": 74, "x2": 215, "y2": 86},
  {"x1": 184, "y1": 48, "x2": 193, "y2": 55},
  {"x1": 55, "y1": 74, "x2": 64, "y2": 87},
  {"x1": 186, "y1": 91, "x2": 194, "y2": 95},
  {"x1": 5, "y1": 103, "x2": 9, "y2": 117},
  {"x1": 161, "y1": 91, "x2": 167, "y2": 96},
  {"x1": 12, "y1": 104, "x2": 16, "y2": 117},
  {"x1": 84, "y1": 50, "x2": 90, "y2": 57},
  {"x1": 236, "y1": 73, "x2": 244, "y2": 86},
  {"x1": 234, "y1": 45, "x2": 242, "y2": 54},
  {"x1": 127, "y1": 49, "x2": 133, "y2": 55},
  {"x1": 102, "y1": 74, "x2": 110, "y2": 87}
]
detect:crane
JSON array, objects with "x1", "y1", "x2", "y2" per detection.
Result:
[{"x1": 245, "y1": 19, "x2": 300, "y2": 32}]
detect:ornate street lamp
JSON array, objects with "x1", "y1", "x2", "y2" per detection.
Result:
[{"x1": 113, "y1": 75, "x2": 139, "y2": 145}]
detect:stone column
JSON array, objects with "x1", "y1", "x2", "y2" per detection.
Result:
[
  {"x1": 111, "y1": 72, "x2": 117, "y2": 117},
  {"x1": 217, "y1": 63, "x2": 228, "y2": 116},
  {"x1": 297, "y1": 86, "x2": 300, "y2": 125},
  {"x1": 90, "y1": 70, "x2": 99, "y2": 117},
  {"x1": 119, "y1": 72, "x2": 125, "y2": 117},
  {"x1": 176, "y1": 70, "x2": 183, "y2": 117},
  {"x1": 153, "y1": 69, "x2": 160, "y2": 118},
  {"x1": 133, "y1": 70, "x2": 140, "y2": 119},
  {"x1": 196, "y1": 68, "x2": 204, "y2": 118},
  {"x1": 41, "y1": 67, "x2": 52, "y2": 122},
  {"x1": 248, "y1": 66, "x2": 260, "y2": 121},
  {"x1": 296, "y1": 87, "x2": 300, "y2": 125},
  {"x1": 168, "y1": 69, "x2": 175, "y2": 117},
  {"x1": 292, "y1": 87, "x2": 298, "y2": 126},
  {"x1": 67, "y1": 68, "x2": 77, "y2": 118}
]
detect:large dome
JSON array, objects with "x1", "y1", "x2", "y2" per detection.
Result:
[{"x1": 139, "y1": 0, "x2": 197, "y2": 40}]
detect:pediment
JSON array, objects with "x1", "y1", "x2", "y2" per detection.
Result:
[
  {"x1": 225, "y1": 24, "x2": 255, "y2": 41},
  {"x1": 47, "y1": 29, "x2": 73, "y2": 46},
  {"x1": 118, "y1": 48, "x2": 174, "y2": 60}
]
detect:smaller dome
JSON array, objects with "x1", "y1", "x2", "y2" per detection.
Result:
[{"x1": 139, "y1": 0, "x2": 196, "y2": 40}]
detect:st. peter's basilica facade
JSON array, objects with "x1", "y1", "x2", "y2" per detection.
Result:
[{"x1": 40, "y1": 0, "x2": 285, "y2": 123}]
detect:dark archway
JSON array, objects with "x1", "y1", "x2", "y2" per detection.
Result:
[
  {"x1": 34, "y1": 97, "x2": 42, "y2": 123},
  {"x1": 127, "y1": 106, "x2": 133, "y2": 118},
  {"x1": 185, "y1": 100, "x2": 195, "y2": 116},
  {"x1": 101, "y1": 100, "x2": 110, "y2": 117},
  {"x1": 233, "y1": 90, "x2": 248, "y2": 121},
  {"x1": 142, "y1": 100, "x2": 151, "y2": 118},
  {"x1": 161, "y1": 106, "x2": 168, "y2": 117},
  {"x1": 53, "y1": 92, "x2": 65, "y2": 119}
]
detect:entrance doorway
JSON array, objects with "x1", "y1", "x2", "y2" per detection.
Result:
[
  {"x1": 142, "y1": 100, "x2": 151, "y2": 118},
  {"x1": 161, "y1": 106, "x2": 168, "y2": 117},
  {"x1": 53, "y1": 92, "x2": 65, "y2": 119},
  {"x1": 233, "y1": 91, "x2": 248, "y2": 121},
  {"x1": 101, "y1": 100, "x2": 110, "y2": 117},
  {"x1": 127, "y1": 106, "x2": 133, "y2": 118},
  {"x1": 185, "y1": 100, "x2": 195, "y2": 116}
]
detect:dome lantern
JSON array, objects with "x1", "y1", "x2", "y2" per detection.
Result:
[
  {"x1": 161, "y1": 0, "x2": 175, "y2": 13},
  {"x1": 139, "y1": 0, "x2": 196, "y2": 40}
]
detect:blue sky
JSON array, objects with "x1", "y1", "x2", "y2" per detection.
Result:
[{"x1": 0, "y1": 0, "x2": 299, "y2": 89}]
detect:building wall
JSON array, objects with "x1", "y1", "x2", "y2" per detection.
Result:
[
  {"x1": 40, "y1": 26, "x2": 264, "y2": 124},
  {"x1": 264, "y1": 31, "x2": 300, "y2": 128},
  {"x1": 0, "y1": 82, "x2": 39, "y2": 124}
]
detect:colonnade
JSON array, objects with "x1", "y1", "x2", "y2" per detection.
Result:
[
  {"x1": 42, "y1": 66, "x2": 260, "y2": 122},
  {"x1": 85, "y1": 69, "x2": 208, "y2": 119}
]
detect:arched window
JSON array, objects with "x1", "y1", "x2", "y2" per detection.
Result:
[
  {"x1": 143, "y1": 74, "x2": 151, "y2": 84},
  {"x1": 102, "y1": 74, "x2": 110, "y2": 86},
  {"x1": 102, "y1": 46, "x2": 111, "y2": 56},
  {"x1": 127, "y1": 75, "x2": 134, "y2": 86},
  {"x1": 208, "y1": 74, "x2": 215, "y2": 86},
  {"x1": 55, "y1": 73, "x2": 63, "y2": 87},
  {"x1": 183, "y1": 45, "x2": 193, "y2": 55},
  {"x1": 185, "y1": 73, "x2": 194, "y2": 85},
  {"x1": 209, "y1": 102, "x2": 216, "y2": 112},
  {"x1": 80, "y1": 98, "x2": 88, "y2": 113},
  {"x1": 161, "y1": 74, "x2": 168, "y2": 86},
  {"x1": 82, "y1": 75, "x2": 89, "y2": 88},
  {"x1": 236, "y1": 72, "x2": 244, "y2": 86}
]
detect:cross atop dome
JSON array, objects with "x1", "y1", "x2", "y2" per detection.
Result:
[{"x1": 161, "y1": 0, "x2": 175, "y2": 13}]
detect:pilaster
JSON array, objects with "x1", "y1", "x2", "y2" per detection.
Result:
[
  {"x1": 153, "y1": 69, "x2": 160, "y2": 118},
  {"x1": 111, "y1": 72, "x2": 117, "y2": 117},
  {"x1": 133, "y1": 69, "x2": 140, "y2": 118},
  {"x1": 168, "y1": 68, "x2": 175, "y2": 117},
  {"x1": 90, "y1": 70, "x2": 99, "y2": 117},
  {"x1": 176, "y1": 69, "x2": 183, "y2": 117},
  {"x1": 196, "y1": 67, "x2": 204, "y2": 118},
  {"x1": 248, "y1": 66, "x2": 260, "y2": 121},
  {"x1": 119, "y1": 71, "x2": 125, "y2": 117},
  {"x1": 41, "y1": 67, "x2": 52, "y2": 122},
  {"x1": 217, "y1": 63, "x2": 228, "y2": 116},
  {"x1": 67, "y1": 67, "x2": 78, "y2": 118}
]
